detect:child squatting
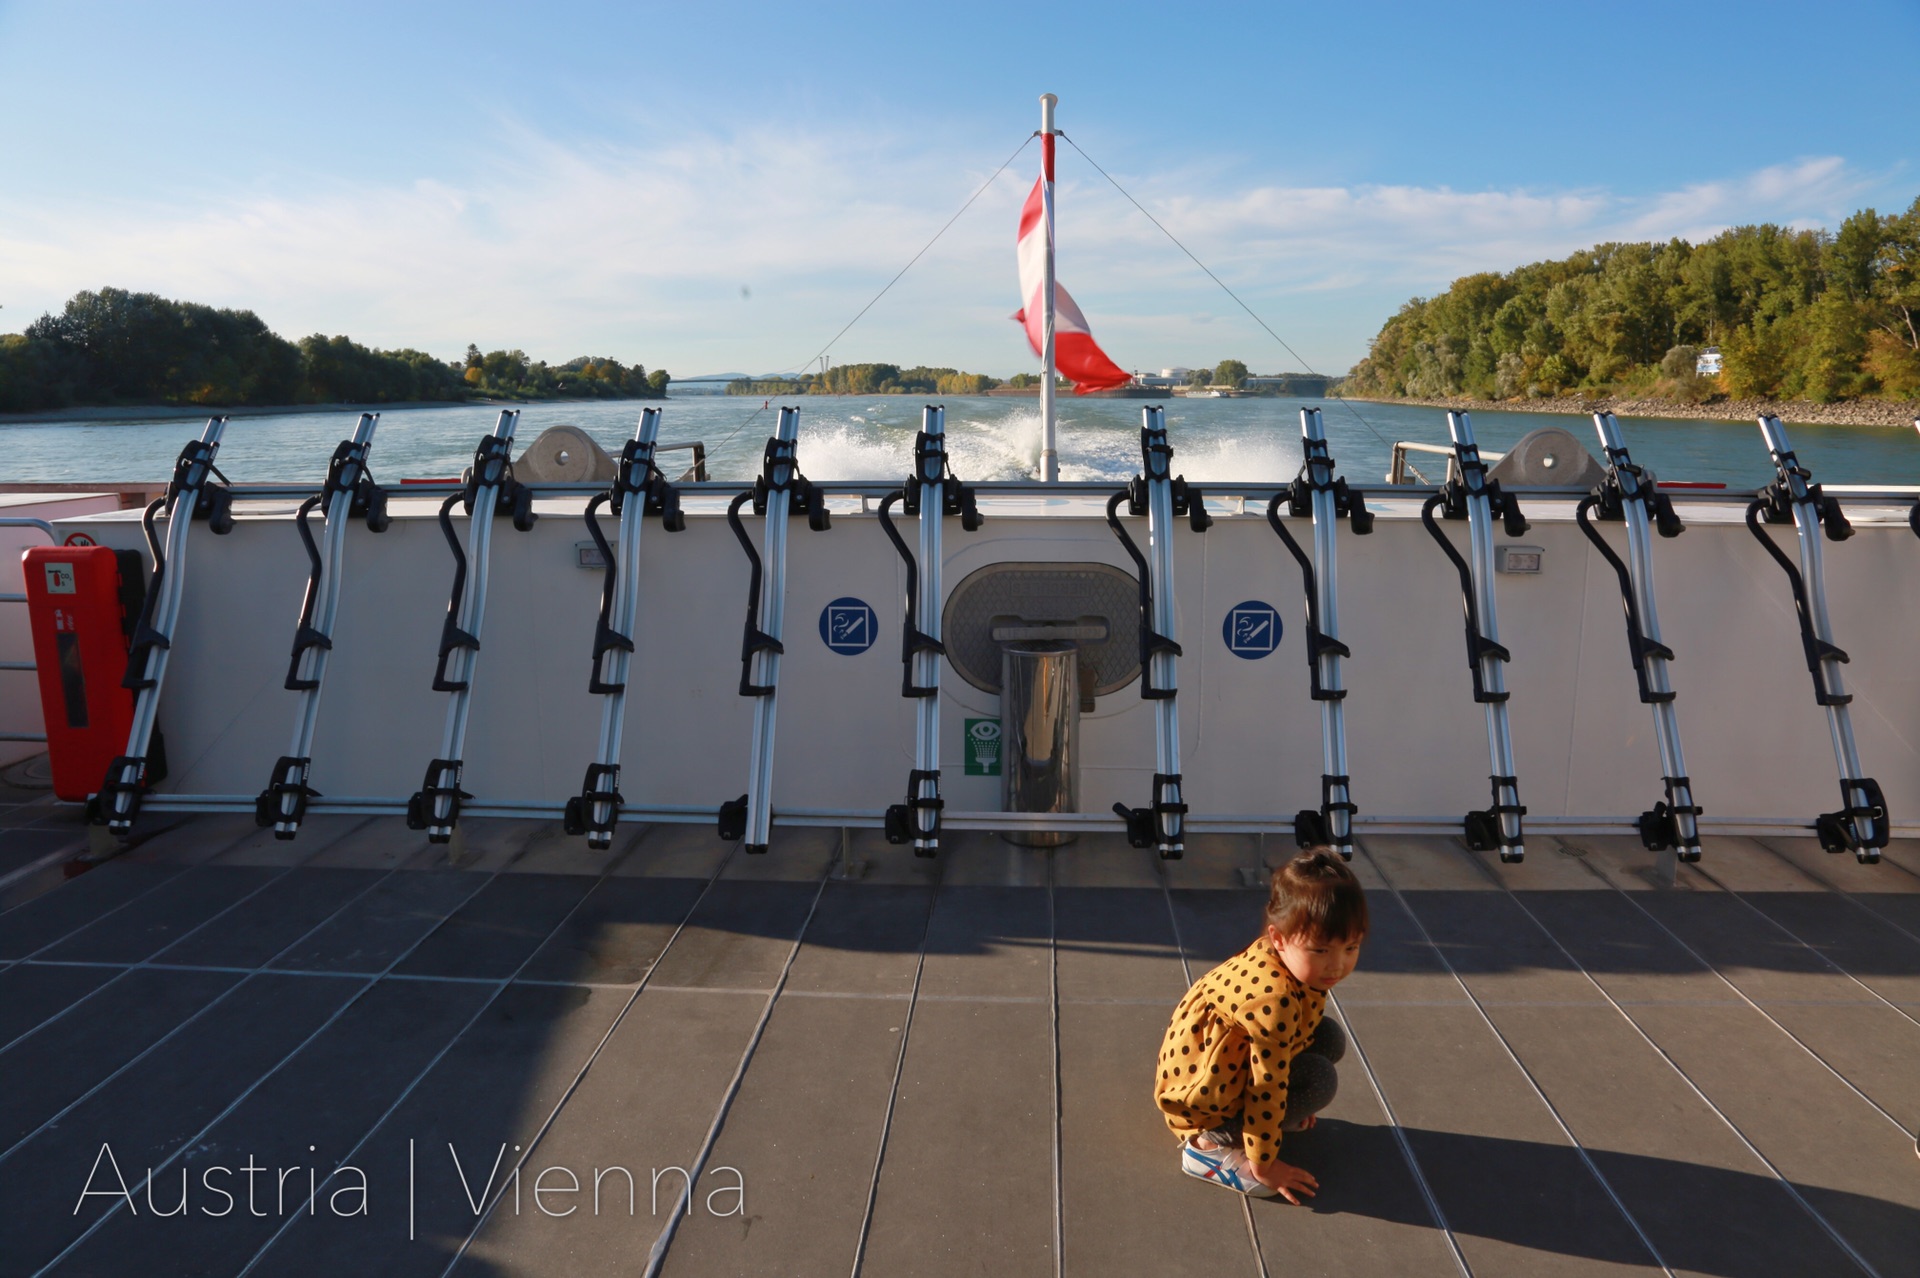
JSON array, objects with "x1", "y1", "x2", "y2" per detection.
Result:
[{"x1": 1154, "y1": 848, "x2": 1368, "y2": 1203}]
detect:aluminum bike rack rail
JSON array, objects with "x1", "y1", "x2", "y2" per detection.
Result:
[
  {"x1": 564, "y1": 408, "x2": 686, "y2": 849},
  {"x1": 406, "y1": 409, "x2": 536, "y2": 844},
  {"x1": 719, "y1": 407, "x2": 831, "y2": 854},
  {"x1": 1575, "y1": 412, "x2": 1702, "y2": 865},
  {"x1": 1105, "y1": 405, "x2": 1211, "y2": 859},
  {"x1": 1745, "y1": 414, "x2": 1888, "y2": 862},
  {"x1": 255, "y1": 412, "x2": 391, "y2": 839},
  {"x1": 1419, "y1": 410, "x2": 1528, "y2": 861},
  {"x1": 94, "y1": 417, "x2": 234, "y2": 836},
  {"x1": 877, "y1": 404, "x2": 983, "y2": 856},
  {"x1": 1263, "y1": 407, "x2": 1374, "y2": 859}
]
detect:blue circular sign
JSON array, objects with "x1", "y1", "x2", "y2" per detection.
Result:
[
  {"x1": 1222, "y1": 600, "x2": 1282, "y2": 659},
  {"x1": 819, "y1": 597, "x2": 879, "y2": 655}
]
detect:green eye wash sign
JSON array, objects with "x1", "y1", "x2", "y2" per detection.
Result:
[{"x1": 964, "y1": 719, "x2": 1001, "y2": 776}]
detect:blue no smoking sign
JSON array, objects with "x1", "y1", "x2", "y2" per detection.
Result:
[
  {"x1": 819, "y1": 597, "x2": 878, "y2": 655},
  {"x1": 1222, "y1": 600, "x2": 1282, "y2": 659}
]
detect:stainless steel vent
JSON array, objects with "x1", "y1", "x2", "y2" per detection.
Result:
[{"x1": 942, "y1": 562, "x2": 1141, "y2": 696}]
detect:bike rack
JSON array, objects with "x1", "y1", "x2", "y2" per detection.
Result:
[
  {"x1": 1419, "y1": 410, "x2": 1528, "y2": 861},
  {"x1": 1263, "y1": 407, "x2": 1373, "y2": 859},
  {"x1": 877, "y1": 405, "x2": 983, "y2": 856},
  {"x1": 92, "y1": 417, "x2": 235, "y2": 835},
  {"x1": 1106, "y1": 405, "x2": 1211, "y2": 859},
  {"x1": 406, "y1": 409, "x2": 537, "y2": 844},
  {"x1": 719, "y1": 408, "x2": 831, "y2": 853},
  {"x1": 1573, "y1": 412, "x2": 1702, "y2": 864},
  {"x1": 255, "y1": 412, "x2": 391, "y2": 839},
  {"x1": 564, "y1": 408, "x2": 686, "y2": 849},
  {"x1": 1745, "y1": 415, "x2": 1888, "y2": 861}
]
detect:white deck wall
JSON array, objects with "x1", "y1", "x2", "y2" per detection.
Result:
[{"x1": 48, "y1": 490, "x2": 1920, "y2": 833}]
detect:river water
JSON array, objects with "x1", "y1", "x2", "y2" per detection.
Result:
[{"x1": 3, "y1": 396, "x2": 1918, "y2": 488}]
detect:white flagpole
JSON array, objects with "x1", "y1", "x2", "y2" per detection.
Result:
[{"x1": 1040, "y1": 92, "x2": 1059, "y2": 483}]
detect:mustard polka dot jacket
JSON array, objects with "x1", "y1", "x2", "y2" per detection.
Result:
[{"x1": 1154, "y1": 937, "x2": 1327, "y2": 1167}]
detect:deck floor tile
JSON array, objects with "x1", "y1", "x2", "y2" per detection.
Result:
[
  {"x1": 153, "y1": 866, "x2": 386, "y2": 969},
  {"x1": 250, "y1": 981, "x2": 639, "y2": 1277},
  {"x1": 34, "y1": 864, "x2": 285, "y2": 964},
  {"x1": 642, "y1": 878, "x2": 819, "y2": 991},
  {"x1": 53, "y1": 975, "x2": 498, "y2": 1277},
  {"x1": 451, "y1": 986, "x2": 771, "y2": 1276},
  {"x1": 859, "y1": 999, "x2": 1057, "y2": 1277},
  {"x1": 1, "y1": 971, "x2": 363, "y2": 1277},
  {"x1": 0, "y1": 860, "x2": 178, "y2": 958},
  {"x1": 661, "y1": 992, "x2": 916, "y2": 1276}
]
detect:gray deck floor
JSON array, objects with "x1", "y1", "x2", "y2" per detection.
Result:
[{"x1": 1, "y1": 787, "x2": 1918, "y2": 1277}]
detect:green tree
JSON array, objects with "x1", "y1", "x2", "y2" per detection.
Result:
[{"x1": 1214, "y1": 359, "x2": 1249, "y2": 389}]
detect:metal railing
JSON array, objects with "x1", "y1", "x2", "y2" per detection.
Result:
[
  {"x1": 658, "y1": 441, "x2": 708, "y2": 483},
  {"x1": 1388, "y1": 440, "x2": 1505, "y2": 486}
]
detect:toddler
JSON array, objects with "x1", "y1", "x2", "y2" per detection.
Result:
[{"x1": 1154, "y1": 848, "x2": 1367, "y2": 1203}]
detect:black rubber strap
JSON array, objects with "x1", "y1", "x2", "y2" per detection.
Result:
[
  {"x1": 1106, "y1": 489, "x2": 1182, "y2": 700},
  {"x1": 431, "y1": 491, "x2": 482, "y2": 692},
  {"x1": 1265, "y1": 494, "x2": 1351, "y2": 702},
  {"x1": 1744, "y1": 498, "x2": 1852, "y2": 705},
  {"x1": 1575, "y1": 494, "x2": 1676, "y2": 705},
  {"x1": 726, "y1": 491, "x2": 784, "y2": 697},
  {"x1": 1421, "y1": 491, "x2": 1511, "y2": 704}
]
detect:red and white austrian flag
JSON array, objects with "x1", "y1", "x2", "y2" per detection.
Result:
[{"x1": 1012, "y1": 174, "x2": 1130, "y2": 394}]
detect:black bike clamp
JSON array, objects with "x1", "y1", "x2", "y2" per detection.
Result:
[
  {"x1": 1287, "y1": 434, "x2": 1375, "y2": 534},
  {"x1": 1637, "y1": 777, "x2": 1704, "y2": 861},
  {"x1": 717, "y1": 794, "x2": 749, "y2": 843},
  {"x1": 168, "y1": 437, "x2": 237, "y2": 535},
  {"x1": 1817, "y1": 776, "x2": 1889, "y2": 862},
  {"x1": 464, "y1": 433, "x2": 538, "y2": 530},
  {"x1": 253, "y1": 755, "x2": 319, "y2": 838},
  {"x1": 406, "y1": 758, "x2": 471, "y2": 843},
  {"x1": 1591, "y1": 445, "x2": 1683, "y2": 538},
  {"x1": 564, "y1": 763, "x2": 626, "y2": 849},
  {"x1": 88, "y1": 756, "x2": 150, "y2": 829},
  {"x1": 1112, "y1": 772, "x2": 1188, "y2": 859},
  {"x1": 901, "y1": 428, "x2": 984, "y2": 530},
  {"x1": 1294, "y1": 774, "x2": 1358, "y2": 858},
  {"x1": 753, "y1": 435, "x2": 832, "y2": 530},
  {"x1": 885, "y1": 769, "x2": 945, "y2": 857},
  {"x1": 612, "y1": 435, "x2": 686, "y2": 531},
  {"x1": 1464, "y1": 775, "x2": 1527, "y2": 862}
]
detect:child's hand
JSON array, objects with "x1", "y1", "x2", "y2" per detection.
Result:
[
  {"x1": 1254, "y1": 1157, "x2": 1318, "y2": 1204},
  {"x1": 1297, "y1": 1114, "x2": 1317, "y2": 1130}
]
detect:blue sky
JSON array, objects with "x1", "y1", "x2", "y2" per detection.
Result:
[{"x1": 1, "y1": 0, "x2": 1914, "y2": 379}]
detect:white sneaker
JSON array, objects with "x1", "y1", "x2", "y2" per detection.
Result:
[{"x1": 1181, "y1": 1138, "x2": 1279, "y2": 1198}]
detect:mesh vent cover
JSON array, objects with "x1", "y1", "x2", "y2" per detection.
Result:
[{"x1": 941, "y1": 561, "x2": 1142, "y2": 695}]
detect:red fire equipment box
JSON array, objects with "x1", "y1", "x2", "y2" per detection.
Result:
[{"x1": 22, "y1": 546, "x2": 145, "y2": 801}]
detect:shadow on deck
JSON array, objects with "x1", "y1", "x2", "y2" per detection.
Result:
[{"x1": 1, "y1": 782, "x2": 1917, "y2": 1277}]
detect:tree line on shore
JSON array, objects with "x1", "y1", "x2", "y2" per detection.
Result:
[
  {"x1": 1344, "y1": 196, "x2": 1920, "y2": 405},
  {"x1": 727, "y1": 363, "x2": 998, "y2": 396},
  {"x1": 725, "y1": 359, "x2": 1321, "y2": 396},
  {"x1": 0, "y1": 288, "x2": 669, "y2": 413}
]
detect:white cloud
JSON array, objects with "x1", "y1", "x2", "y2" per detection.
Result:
[{"x1": 0, "y1": 123, "x2": 1895, "y2": 377}]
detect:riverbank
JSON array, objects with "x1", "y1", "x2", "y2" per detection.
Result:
[
  {"x1": 1340, "y1": 393, "x2": 1920, "y2": 429},
  {"x1": 0, "y1": 397, "x2": 664, "y2": 426}
]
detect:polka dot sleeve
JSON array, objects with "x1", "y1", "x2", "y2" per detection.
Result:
[{"x1": 1198, "y1": 939, "x2": 1326, "y2": 1166}]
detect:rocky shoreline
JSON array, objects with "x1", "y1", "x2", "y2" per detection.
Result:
[{"x1": 1341, "y1": 394, "x2": 1920, "y2": 429}]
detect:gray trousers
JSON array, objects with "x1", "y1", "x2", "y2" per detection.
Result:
[{"x1": 1280, "y1": 1015, "x2": 1345, "y2": 1131}]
